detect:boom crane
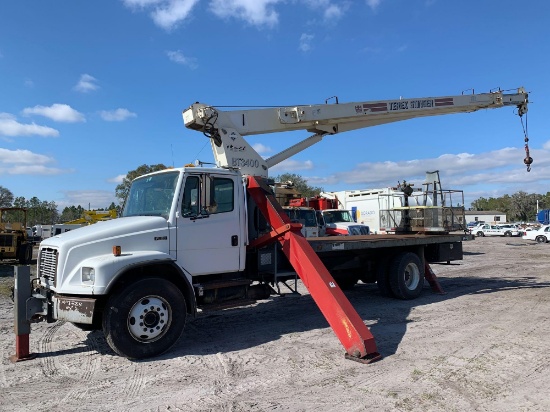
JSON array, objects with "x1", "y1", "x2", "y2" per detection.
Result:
[
  {"x1": 181, "y1": 87, "x2": 530, "y2": 364},
  {"x1": 183, "y1": 87, "x2": 530, "y2": 177}
]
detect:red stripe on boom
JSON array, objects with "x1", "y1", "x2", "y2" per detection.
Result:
[{"x1": 434, "y1": 98, "x2": 454, "y2": 107}]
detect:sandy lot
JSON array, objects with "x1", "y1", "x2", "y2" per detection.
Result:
[{"x1": 0, "y1": 237, "x2": 549, "y2": 411}]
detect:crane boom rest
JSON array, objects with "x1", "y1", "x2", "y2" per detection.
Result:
[{"x1": 183, "y1": 87, "x2": 529, "y2": 177}]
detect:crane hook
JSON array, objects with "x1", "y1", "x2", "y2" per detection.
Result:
[{"x1": 524, "y1": 136, "x2": 533, "y2": 172}]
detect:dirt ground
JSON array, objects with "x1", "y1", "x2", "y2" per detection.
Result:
[{"x1": 0, "y1": 237, "x2": 549, "y2": 411}]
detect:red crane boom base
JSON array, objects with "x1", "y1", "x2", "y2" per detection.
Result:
[{"x1": 246, "y1": 176, "x2": 382, "y2": 363}]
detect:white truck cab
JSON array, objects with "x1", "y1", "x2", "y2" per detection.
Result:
[{"x1": 316, "y1": 209, "x2": 370, "y2": 236}]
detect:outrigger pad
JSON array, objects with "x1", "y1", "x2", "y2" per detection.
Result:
[{"x1": 344, "y1": 351, "x2": 383, "y2": 364}]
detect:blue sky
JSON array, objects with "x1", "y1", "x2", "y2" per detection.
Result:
[{"x1": 1, "y1": 0, "x2": 549, "y2": 211}]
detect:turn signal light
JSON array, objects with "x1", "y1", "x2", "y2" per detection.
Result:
[{"x1": 113, "y1": 246, "x2": 121, "y2": 256}]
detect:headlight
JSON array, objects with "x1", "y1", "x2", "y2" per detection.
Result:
[{"x1": 82, "y1": 267, "x2": 95, "y2": 284}]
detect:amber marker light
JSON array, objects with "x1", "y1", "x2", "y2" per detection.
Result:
[{"x1": 113, "y1": 246, "x2": 121, "y2": 256}]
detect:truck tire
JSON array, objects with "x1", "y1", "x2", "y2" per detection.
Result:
[
  {"x1": 103, "y1": 278, "x2": 187, "y2": 359},
  {"x1": 388, "y1": 252, "x2": 424, "y2": 300},
  {"x1": 18, "y1": 244, "x2": 32, "y2": 264},
  {"x1": 375, "y1": 258, "x2": 394, "y2": 297},
  {"x1": 536, "y1": 236, "x2": 547, "y2": 244}
]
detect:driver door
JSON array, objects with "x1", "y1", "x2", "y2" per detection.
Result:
[{"x1": 176, "y1": 172, "x2": 244, "y2": 276}]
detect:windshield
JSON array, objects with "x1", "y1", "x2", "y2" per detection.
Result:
[
  {"x1": 323, "y1": 210, "x2": 354, "y2": 223},
  {"x1": 122, "y1": 171, "x2": 179, "y2": 219},
  {"x1": 285, "y1": 209, "x2": 318, "y2": 227}
]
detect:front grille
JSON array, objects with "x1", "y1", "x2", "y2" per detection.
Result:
[
  {"x1": 39, "y1": 247, "x2": 58, "y2": 284},
  {"x1": 0, "y1": 234, "x2": 14, "y2": 247},
  {"x1": 349, "y1": 225, "x2": 370, "y2": 235}
]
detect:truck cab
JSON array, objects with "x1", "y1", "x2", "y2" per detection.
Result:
[
  {"x1": 282, "y1": 206, "x2": 320, "y2": 237},
  {"x1": 316, "y1": 209, "x2": 370, "y2": 236}
]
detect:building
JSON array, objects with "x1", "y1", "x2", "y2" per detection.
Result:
[{"x1": 465, "y1": 210, "x2": 507, "y2": 225}]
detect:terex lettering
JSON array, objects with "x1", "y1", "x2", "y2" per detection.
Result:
[{"x1": 389, "y1": 99, "x2": 435, "y2": 111}]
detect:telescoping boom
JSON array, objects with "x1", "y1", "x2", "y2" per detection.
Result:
[{"x1": 183, "y1": 87, "x2": 530, "y2": 177}]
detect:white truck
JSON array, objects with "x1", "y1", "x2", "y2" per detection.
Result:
[
  {"x1": 316, "y1": 208, "x2": 370, "y2": 236},
  {"x1": 16, "y1": 87, "x2": 529, "y2": 363},
  {"x1": 32, "y1": 224, "x2": 52, "y2": 241},
  {"x1": 322, "y1": 171, "x2": 466, "y2": 234},
  {"x1": 282, "y1": 206, "x2": 320, "y2": 237},
  {"x1": 51, "y1": 223, "x2": 85, "y2": 236}
]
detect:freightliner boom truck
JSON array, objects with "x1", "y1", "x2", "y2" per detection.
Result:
[{"x1": 14, "y1": 87, "x2": 530, "y2": 363}]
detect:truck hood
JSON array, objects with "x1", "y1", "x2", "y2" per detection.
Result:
[
  {"x1": 326, "y1": 222, "x2": 370, "y2": 235},
  {"x1": 41, "y1": 216, "x2": 170, "y2": 250},
  {"x1": 39, "y1": 217, "x2": 172, "y2": 294}
]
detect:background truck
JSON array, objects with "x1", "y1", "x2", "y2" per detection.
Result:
[
  {"x1": 18, "y1": 87, "x2": 529, "y2": 363},
  {"x1": 0, "y1": 207, "x2": 33, "y2": 264},
  {"x1": 322, "y1": 171, "x2": 467, "y2": 234},
  {"x1": 537, "y1": 209, "x2": 550, "y2": 225},
  {"x1": 32, "y1": 224, "x2": 52, "y2": 241},
  {"x1": 288, "y1": 196, "x2": 370, "y2": 236},
  {"x1": 282, "y1": 206, "x2": 320, "y2": 237}
]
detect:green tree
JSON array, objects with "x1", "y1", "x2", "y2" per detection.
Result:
[
  {"x1": 60, "y1": 205, "x2": 86, "y2": 222},
  {"x1": 0, "y1": 186, "x2": 14, "y2": 207},
  {"x1": 274, "y1": 173, "x2": 323, "y2": 198},
  {"x1": 115, "y1": 164, "x2": 167, "y2": 205}
]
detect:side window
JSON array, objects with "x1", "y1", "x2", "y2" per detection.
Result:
[
  {"x1": 209, "y1": 177, "x2": 234, "y2": 214},
  {"x1": 182, "y1": 176, "x2": 199, "y2": 217}
]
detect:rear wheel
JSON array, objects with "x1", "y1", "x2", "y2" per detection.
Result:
[
  {"x1": 389, "y1": 252, "x2": 424, "y2": 300},
  {"x1": 103, "y1": 278, "x2": 187, "y2": 359},
  {"x1": 536, "y1": 236, "x2": 547, "y2": 244},
  {"x1": 504, "y1": 231, "x2": 512, "y2": 237}
]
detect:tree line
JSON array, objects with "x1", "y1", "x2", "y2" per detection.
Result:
[
  {"x1": 0, "y1": 186, "x2": 116, "y2": 226},
  {"x1": 1, "y1": 166, "x2": 548, "y2": 225},
  {"x1": 470, "y1": 191, "x2": 550, "y2": 222}
]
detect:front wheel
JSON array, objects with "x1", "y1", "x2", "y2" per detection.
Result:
[
  {"x1": 389, "y1": 252, "x2": 424, "y2": 300},
  {"x1": 103, "y1": 278, "x2": 187, "y2": 359},
  {"x1": 504, "y1": 231, "x2": 512, "y2": 237},
  {"x1": 476, "y1": 231, "x2": 484, "y2": 237}
]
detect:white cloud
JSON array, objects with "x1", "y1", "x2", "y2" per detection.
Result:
[
  {"x1": 122, "y1": 0, "x2": 199, "y2": 30},
  {"x1": 99, "y1": 108, "x2": 137, "y2": 121},
  {"x1": 73, "y1": 74, "x2": 99, "y2": 93},
  {"x1": 365, "y1": 0, "x2": 381, "y2": 10},
  {"x1": 0, "y1": 148, "x2": 67, "y2": 175},
  {"x1": 58, "y1": 190, "x2": 118, "y2": 210},
  {"x1": 107, "y1": 174, "x2": 126, "y2": 184},
  {"x1": 22, "y1": 104, "x2": 85, "y2": 123},
  {"x1": 324, "y1": 4, "x2": 345, "y2": 21},
  {"x1": 166, "y1": 50, "x2": 198, "y2": 69},
  {"x1": 24, "y1": 79, "x2": 34, "y2": 88},
  {"x1": 270, "y1": 159, "x2": 314, "y2": 172},
  {"x1": 209, "y1": 0, "x2": 282, "y2": 27},
  {"x1": 152, "y1": 0, "x2": 200, "y2": 30},
  {"x1": 299, "y1": 33, "x2": 314, "y2": 52},
  {"x1": 252, "y1": 143, "x2": 272, "y2": 154},
  {"x1": 122, "y1": 0, "x2": 164, "y2": 7},
  {"x1": 0, "y1": 113, "x2": 59, "y2": 137}
]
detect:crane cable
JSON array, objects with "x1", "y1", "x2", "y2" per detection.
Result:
[{"x1": 520, "y1": 112, "x2": 532, "y2": 172}]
